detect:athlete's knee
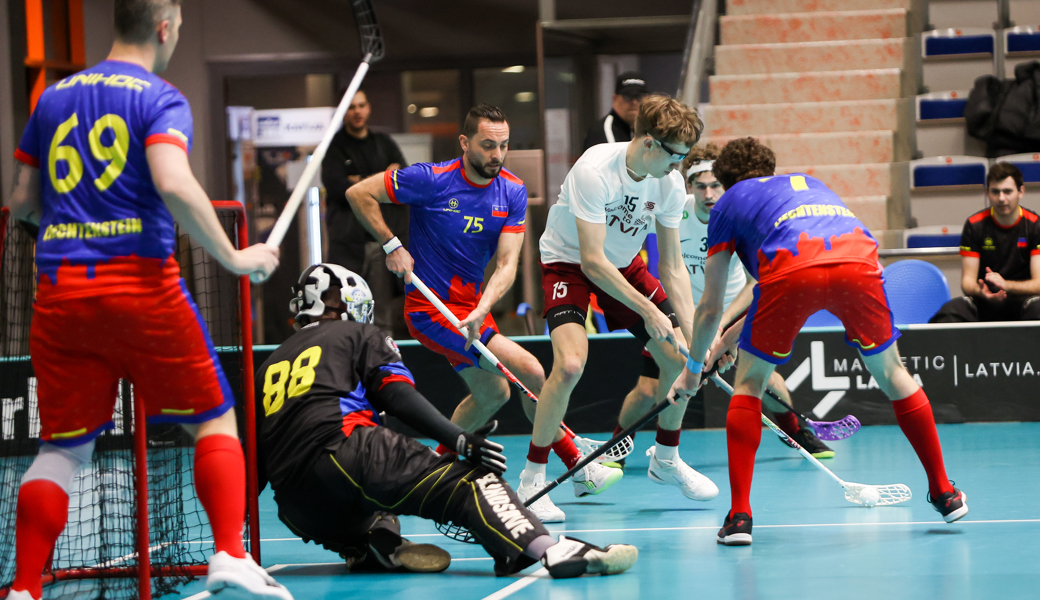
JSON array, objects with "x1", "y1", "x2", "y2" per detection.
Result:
[
  {"x1": 551, "y1": 355, "x2": 586, "y2": 386},
  {"x1": 477, "y1": 380, "x2": 512, "y2": 407},
  {"x1": 629, "y1": 377, "x2": 657, "y2": 403},
  {"x1": 23, "y1": 440, "x2": 95, "y2": 493}
]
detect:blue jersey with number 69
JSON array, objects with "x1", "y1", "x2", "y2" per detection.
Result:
[
  {"x1": 383, "y1": 159, "x2": 527, "y2": 301},
  {"x1": 15, "y1": 60, "x2": 193, "y2": 291}
]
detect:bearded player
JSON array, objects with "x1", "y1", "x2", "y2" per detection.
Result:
[
  {"x1": 346, "y1": 105, "x2": 621, "y2": 524},
  {"x1": 681, "y1": 137, "x2": 967, "y2": 546},
  {"x1": 4, "y1": 1, "x2": 288, "y2": 598}
]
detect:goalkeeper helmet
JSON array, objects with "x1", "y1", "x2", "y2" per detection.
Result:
[{"x1": 290, "y1": 263, "x2": 374, "y2": 326}]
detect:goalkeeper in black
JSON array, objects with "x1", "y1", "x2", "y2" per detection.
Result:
[{"x1": 255, "y1": 263, "x2": 638, "y2": 578}]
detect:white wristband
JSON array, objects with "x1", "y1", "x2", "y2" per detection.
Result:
[{"x1": 382, "y1": 236, "x2": 403, "y2": 255}]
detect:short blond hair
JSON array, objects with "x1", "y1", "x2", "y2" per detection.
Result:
[{"x1": 635, "y1": 95, "x2": 703, "y2": 147}]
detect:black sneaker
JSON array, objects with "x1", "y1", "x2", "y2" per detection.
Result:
[
  {"x1": 928, "y1": 486, "x2": 968, "y2": 523},
  {"x1": 717, "y1": 512, "x2": 753, "y2": 546},
  {"x1": 541, "y1": 535, "x2": 638, "y2": 579},
  {"x1": 790, "y1": 426, "x2": 834, "y2": 459}
]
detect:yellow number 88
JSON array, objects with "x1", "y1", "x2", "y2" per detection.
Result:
[{"x1": 262, "y1": 346, "x2": 323, "y2": 416}]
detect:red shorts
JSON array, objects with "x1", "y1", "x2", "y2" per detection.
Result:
[
  {"x1": 404, "y1": 277, "x2": 498, "y2": 372},
  {"x1": 741, "y1": 256, "x2": 899, "y2": 365},
  {"x1": 540, "y1": 255, "x2": 669, "y2": 332},
  {"x1": 30, "y1": 273, "x2": 235, "y2": 446}
]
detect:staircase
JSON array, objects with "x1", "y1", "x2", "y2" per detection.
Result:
[{"x1": 702, "y1": 0, "x2": 925, "y2": 245}]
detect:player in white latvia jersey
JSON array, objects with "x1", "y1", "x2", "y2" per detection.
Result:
[{"x1": 610, "y1": 143, "x2": 836, "y2": 462}]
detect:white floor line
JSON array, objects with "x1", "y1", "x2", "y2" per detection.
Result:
[
  {"x1": 182, "y1": 592, "x2": 210, "y2": 600},
  {"x1": 265, "y1": 557, "x2": 494, "y2": 572},
  {"x1": 480, "y1": 567, "x2": 547, "y2": 600}
]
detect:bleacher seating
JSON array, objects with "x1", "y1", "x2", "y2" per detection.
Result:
[
  {"x1": 999, "y1": 153, "x2": 1040, "y2": 213},
  {"x1": 915, "y1": 90, "x2": 986, "y2": 156},
  {"x1": 922, "y1": 28, "x2": 996, "y2": 92},
  {"x1": 909, "y1": 156, "x2": 988, "y2": 226},
  {"x1": 1004, "y1": 26, "x2": 1040, "y2": 76},
  {"x1": 904, "y1": 225, "x2": 961, "y2": 247},
  {"x1": 883, "y1": 259, "x2": 952, "y2": 324}
]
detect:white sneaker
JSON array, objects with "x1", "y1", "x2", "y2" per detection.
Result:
[
  {"x1": 572, "y1": 461, "x2": 623, "y2": 497},
  {"x1": 517, "y1": 470, "x2": 566, "y2": 523},
  {"x1": 7, "y1": 590, "x2": 37, "y2": 600},
  {"x1": 646, "y1": 447, "x2": 719, "y2": 501},
  {"x1": 207, "y1": 551, "x2": 294, "y2": 600},
  {"x1": 541, "y1": 535, "x2": 639, "y2": 579}
]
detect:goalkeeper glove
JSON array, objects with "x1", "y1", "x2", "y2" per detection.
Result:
[{"x1": 455, "y1": 420, "x2": 507, "y2": 475}]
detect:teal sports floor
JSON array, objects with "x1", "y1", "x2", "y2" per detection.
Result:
[{"x1": 154, "y1": 421, "x2": 1040, "y2": 600}]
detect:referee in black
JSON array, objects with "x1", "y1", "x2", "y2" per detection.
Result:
[
  {"x1": 255, "y1": 263, "x2": 639, "y2": 578},
  {"x1": 582, "y1": 71, "x2": 648, "y2": 151}
]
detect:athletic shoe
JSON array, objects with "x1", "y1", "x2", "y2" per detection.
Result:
[
  {"x1": 541, "y1": 535, "x2": 638, "y2": 579},
  {"x1": 928, "y1": 486, "x2": 969, "y2": 523},
  {"x1": 646, "y1": 447, "x2": 719, "y2": 501},
  {"x1": 207, "y1": 551, "x2": 294, "y2": 600},
  {"x1": 789, "y1": 426, "x2": 834, "y2": 459},
  {"x1": 6, "y1": 590, "x2": 37, "y2": 600},
  {"x1": 517, "y1": 470, "x2": 566, "y2": 523},
  {"x1": 366, "y1": 527, "x2": 451, "y2": 573},
  {"x1": 572, "y1": 461, "x2": 624, "y2": 497},
  {"x1": 717, "y1": 512, "x2": 753, "y2": 546}
]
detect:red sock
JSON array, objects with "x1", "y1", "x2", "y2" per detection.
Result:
[
  {"x1": 551, "y1": 435, "x2": 582, "y2": 469},
  {"x1": 892, "y1": 389, "x2": 953, "y2": 497},
  {"x1": 527, "y1": 442, "x2": 551, "y2": 464},
  {"x1": 12, "y1": 479, "x2": 69, "y2": 599},
  {"x1": 195, "y1": 434, "x2": 247, "y2": 559},
  {"x1": 655, "y1": 427, "x2": 681, "y2": 447},
  {"x1": 434, "y1": 443, "x2": 456, "y2": 456},
  {"x1": 774, "y1": 410, "x2": 800, "y2": 436},
  {"x1": 727, "y1": 395, "x2": 762, "y2": 518}
]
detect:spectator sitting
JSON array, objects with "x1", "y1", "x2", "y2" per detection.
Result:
[{"x1": 930, "y1": 162, "x2": 1040, "y2": 322}]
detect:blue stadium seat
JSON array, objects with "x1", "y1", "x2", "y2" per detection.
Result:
[
  {"x1": 916, "y1": 91, "x2": 969, "y2": 121},
  {"x1": 1000, "y1": 153, "x2": 1040, "y2": 184},
  {"x1": 882, "y1": 260, "x2": 952, "y2": 324},
  {"x1": 1006, "y1": 27, "x2": 1040, "y2": 54},
  {"x1": 910, "y1": 156, "x2": 988, "y2": 188},
  {"x1": 923, "y1": 28, "x2": 995, "y2": 57}
]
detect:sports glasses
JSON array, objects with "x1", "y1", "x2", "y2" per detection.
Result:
[{"x1": 653, "y1": 138, "x2": 691, "y2": 162}]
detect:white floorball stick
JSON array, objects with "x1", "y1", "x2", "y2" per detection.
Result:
[
  {"x1": 709, "y1": 374, "x2": 911, "y2": 507},
  {"x1": 250, "y1": 0, "x2": 384, "y2": 283}
]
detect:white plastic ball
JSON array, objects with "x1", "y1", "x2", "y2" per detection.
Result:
[{"x1": 859, "y1": 487, "x2": 880, "y2": 507}]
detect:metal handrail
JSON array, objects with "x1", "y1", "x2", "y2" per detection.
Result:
[
  {"x1": 677, "y1": 0, "x2": 717, "y2": 105},
  {"x1": 877, "y1": 247, "x2": 960, "y2": 258}
]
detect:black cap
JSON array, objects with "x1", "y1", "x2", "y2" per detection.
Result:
[{"x1": 615, "y1": 71, "x2": 648, "y2": 99}]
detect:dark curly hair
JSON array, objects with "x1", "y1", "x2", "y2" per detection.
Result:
[{"x1": 713, "y1": 137, "x2": 776, "y2": 190}]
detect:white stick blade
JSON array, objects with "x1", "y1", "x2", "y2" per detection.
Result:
[
  {"x1": 573, "y1": 435, "x2": 634, "y2": 461},
  {"x1": 844, "y1": 483, "x2": 913, "y2": 506}
]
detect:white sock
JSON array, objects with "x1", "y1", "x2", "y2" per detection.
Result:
[
  {"x1": 522, "y1": 461, "x2": 547, "y2": 485},
  {"x1": 655, "y1": 443, "x2": 679, "y2": 462}
]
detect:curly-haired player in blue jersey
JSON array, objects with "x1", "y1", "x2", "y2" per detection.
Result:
[
  {"x1": 4, "y1": 1, "x2": 288, "y2": 598},
  {"x1": 679, "y1": 138, "x2": 968, "y2": 546},
  {"x1": 346, "y1": 105, "x2": 622, "y2": 524}
]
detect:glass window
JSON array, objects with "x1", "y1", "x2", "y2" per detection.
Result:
[
  {"x1": 473, "y1": 66, "x2": 540, "y2": 150},
  {"x1": 402, "y1": 70, "x2": 460, "y2": 162}
]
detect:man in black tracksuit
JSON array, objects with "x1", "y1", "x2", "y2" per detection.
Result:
[{"x1": 255, "y1": 263, "x2": 639, "y2": 578}]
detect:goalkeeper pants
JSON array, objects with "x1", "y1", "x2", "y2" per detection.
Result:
[{"x1": 273, "y1": 426, "x2": 549, "y2": 576}]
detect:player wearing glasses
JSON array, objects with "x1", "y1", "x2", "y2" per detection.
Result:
[{"x1": 526, "y1": 96, "x2": 708, "y2": 515}]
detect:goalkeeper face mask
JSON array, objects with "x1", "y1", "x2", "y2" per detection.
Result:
[{"x1": 291, "y1": 263, "x2": 374, "y2": 328}]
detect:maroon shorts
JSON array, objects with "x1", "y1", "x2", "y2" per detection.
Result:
[
  {"x1": 31, "y1": 271, "x2": 235, "y2": 446},
  {"x1": 741, "y1": 258, "x2": 899, "y2": 365},
  {"x1": 540, "y1": 255, "x2": 670, "y2": 333}
]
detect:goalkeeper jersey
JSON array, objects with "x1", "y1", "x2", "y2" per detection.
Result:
[
  {"x1": 255, "y1": 319, "x2": 415, "y2": 491},
  {"x1": 15, "y1": 60, "x2": 193, "y2": 295}
]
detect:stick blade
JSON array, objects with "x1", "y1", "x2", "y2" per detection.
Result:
[
  {"x1": 349, "y1": 0, "x2": 385, "y2": 61},
  {"x1": 844, "y1": 483, "x2": 913, "y2": 506},
  {"x1": 435, "y1": 521, "x2": 479, "y2": 544},
  {"x1": 573, "y1": 434, "x2": 635, "y2": 461},
  {"x1": 807, "y1": 415, "x2": 861, "y2": 441}
]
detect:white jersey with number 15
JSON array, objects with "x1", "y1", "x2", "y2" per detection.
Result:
[{"x1": 680, "y1": 194, "x2": 747, "y2": 308}]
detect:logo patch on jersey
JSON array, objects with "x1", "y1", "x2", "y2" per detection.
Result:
[
  {"x1": 449, "y1": 198, "x2": 459, "y2": 209},
  {"x1": 492, "y1": 203, "x2": 508, "y2": 218},
  {"x1": 983, "y1": 237, "x2": 995, "y2": 251},
  {"x1": 1018, "y1": 237, "x2": 1028, "y2": 248},
  {"x1": 385, "y1": 336, "x2": 400, "y2": 356},
  {"x1": 644, "y1": 201, "x2": 655, "y2": 211}
]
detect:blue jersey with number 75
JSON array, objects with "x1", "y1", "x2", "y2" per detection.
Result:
[
  {"x1": 15, "y1": 60, "x2": 193, "y2": 289},
  {"x1": 383, "y1": 159, "x2": 527, "y2": 301}
]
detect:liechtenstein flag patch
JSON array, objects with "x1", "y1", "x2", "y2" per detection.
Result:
[
  {"x1": 1018, "y1": 237, "x2": 1028, "y2": 248},
  {"x1": 492, "y1": 204, "x2": 508, "y2": 218}
]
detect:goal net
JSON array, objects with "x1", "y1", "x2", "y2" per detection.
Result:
[{"x1": 0, "y1": 202, "x2": 259, "y2": 600}]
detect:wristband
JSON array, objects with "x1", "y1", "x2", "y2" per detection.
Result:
[
  {"x1": 686, "y1": 357, "x2": 704, "y2": 374},
  {"x1": 382, "y1": 236, "x2": 403, "y2": 254}
]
